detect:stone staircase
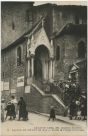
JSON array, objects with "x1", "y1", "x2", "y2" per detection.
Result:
[
  {"x1": 28, "y1": 83, "x2": 66, "y2": 115},
  {"x1": 32, "y1": 83, "x2": 65, "y2": 108},
  {"x1": 33, "y1": 79, "x2": 65, "y2": 102}
]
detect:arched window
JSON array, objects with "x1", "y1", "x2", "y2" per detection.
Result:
[
  {"x1": 56, "y1": 46, "x2": 60, "y2": 60},
  {"x1": 17, "y1": 47, "x2": 21, "y2": 66},
  {"x1": 78, "y1": 41, "x2": 86, "y2": 58}
]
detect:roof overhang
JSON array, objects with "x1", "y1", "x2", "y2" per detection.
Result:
[{"x1": 53, "y1": 23, "x2": 87, "y2": 39}]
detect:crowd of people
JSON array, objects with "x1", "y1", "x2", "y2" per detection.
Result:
[
  {"x1": 1, "y1": 96, "x2": 28, "y2": 122},
  {"x1": 1, "y1": 81, "x2": 87, "y2": 122},
  {"x1": 64, "y1": 82, "x2": 87, "y2": 120},
  {"x1": 49, "y1": 80, "x2": 87, "y2": 120}
]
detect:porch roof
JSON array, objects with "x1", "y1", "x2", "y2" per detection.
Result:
[{"x1": 53, "y1": 23, "x2": 87, "y2": 39}]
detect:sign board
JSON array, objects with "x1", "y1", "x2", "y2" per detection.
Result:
[
  {"x1": 17, "y1": 76, "x2": 24, "y2": 87},
  {"x1": 4, "y1": 82, "x2": 9, "y2": 90},
  {"x1": 25, "y1": 86, "x2": 31, "y2": 93},
  {"x1": 11, "y1": 89, "x2": 16, "y2": 94}
]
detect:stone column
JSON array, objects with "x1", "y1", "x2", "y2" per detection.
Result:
[
  {"x1": 52, "y1": 59, "x2": 55, "y2": 78},
  {"x1": 31, "y1": 55, "x2": 34, "y2": 78},
  {"x1": 28, "y1": 58, "x2": 30, "y2": 77},
  {"x1": 49, "y1": 58, "x2": 53, "y2": 80}
]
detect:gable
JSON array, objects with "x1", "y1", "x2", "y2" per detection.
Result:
[
  {"x1": 33, "y1": 27, "x2": 51, "y2": 51},
  {"x1": 28, "y1": 26, "x2": 54, "y2": 57},
  {"x1": 70, "y1": 64, "x2": 79, "y2": 73}
]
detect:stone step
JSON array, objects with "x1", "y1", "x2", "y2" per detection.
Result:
[{"x1": 32, "y1": 83, "x2": 65, "y2": 107}]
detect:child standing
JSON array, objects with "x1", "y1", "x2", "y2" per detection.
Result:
[{"x1": 48, "y1": 106, "x2": 56, "y2": 121}]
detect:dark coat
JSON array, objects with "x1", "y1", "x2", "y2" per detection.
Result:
[
  {"x1": 69, "y1": 101, "x2": 76, "y2": 116},
  {"x1": 50, "y1": 108, "x2": 55, "y2": 118},
  {"x1": 18, "y1": 99, "x2": 27, "y2": 118},
  {"x1": 5, "y1": 103, "x2": 15, "y2": 116},
  {"x1": 80, "y1": 96, "x2": 87, "y2": 116}
]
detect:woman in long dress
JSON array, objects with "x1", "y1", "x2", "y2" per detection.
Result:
[{"x1": 18, "y1": 97, "x2": 28, "y2": 121}]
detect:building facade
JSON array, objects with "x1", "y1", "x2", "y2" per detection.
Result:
[{"x1": 1, "y1": 2, "x2": 87, "y2": 115}]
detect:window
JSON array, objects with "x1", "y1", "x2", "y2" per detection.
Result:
[
  {"x1": 2, "y1": 54, "x2": 6, "y2": 62},
  {"x1": 17, "y1": 47, "x2": 21, "y2": 66},
  {"x1": 2, "y1": 55, "x2": 5, "y2": 62},
  {"x1": 75, "y1": 15, "x2": 79, "y2": 24},
  {"x1": 56, "y1": 46, "x2": 60, "y2": 60},
  {"x1": 78, "y1": 41, "x2": 86, "y2": 58},
  {"x1": 25, "y1": 10, "x2": 33, "y2": 22},
  {"x1": 79, "y1": 18, "x2": 83, "y2": 24},
  {"x1": 26, "y1": 10, "x2": 30, "y2": 22},
  {"x1": 3, "y1": 72, "x2": 5, "y2": 79},
  {"x1": 12, "y1": 21, "x2": 15, "y2": 30},
  {"x1": 59, "y1": 12, "x2": 62, "y2": 18}
]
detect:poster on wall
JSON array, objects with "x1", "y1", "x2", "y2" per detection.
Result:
[
  {"x1": 17, "y1": 76, "x2": 24, "y2": 87},
  {"x1": 1, "y1": 1, "x2": 87, "y2": 136},
  {"x1": 11, "y1": 89, "x2": 16, "y2": 94},
  {"x1": 3, "y1": 82, "x2": 9, "y2": 90},
  {"x1": 25, "y1": 86, "x2": 31, "y2": 93}
]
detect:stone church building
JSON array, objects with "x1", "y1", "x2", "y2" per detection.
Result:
[{"x1": 1, "y1": 2, "x2": 87, "y2": 115}]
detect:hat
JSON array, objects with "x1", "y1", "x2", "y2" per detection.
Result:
[
  {"x1": 1, "y1": 99, "x2": 5, "y2": 102},
  {"x1": 7, "y1": 101, "x2": 11, "y2": 105}
]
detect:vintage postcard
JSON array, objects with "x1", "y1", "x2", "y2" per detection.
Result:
[{"x1": 1, "y1": 1, "x2": 87, "y2": 136}]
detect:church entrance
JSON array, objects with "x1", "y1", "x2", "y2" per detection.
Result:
[{"x1": 34, "y1": 45, "x2": 49, "y2": 81}]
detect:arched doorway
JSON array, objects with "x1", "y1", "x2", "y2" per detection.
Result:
[{"x1": 34, "y1": 45, "x2": 49, "y2": 81}]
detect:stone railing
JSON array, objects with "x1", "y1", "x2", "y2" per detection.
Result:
[{"x1": 33, "y1": 79, "x2": 65, "y2": 103}]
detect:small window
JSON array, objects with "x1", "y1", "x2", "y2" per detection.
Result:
[
  {"x1": 79, "y1": 18, "x2": 83, "y2": 24},
  {"x1": 56, "y1": 46, "x2": 60, "y2": 60},
  {"x1": 26, "y1": 10, "x2": 29, "y2": 22},
  {"x1": 59, "y1": 12, "x2": 62, "y2": 18},
  {"x1": 25, "y1": 10, "x2": 33, "y2": 22},
  {"x1": 2, "y1": 56, "x2": 5, "y2": 62},
  {"x1": 17, "y1": 47, "x2": 21, "y2": 66},
  {"x1": 75, "y1": 15, "x2": 79, "y2": 24},
  {"x1": 3, "y1": 72, "x2": 5, "y2": 78},
  {"x1": 2, "y1": 54, "x2": 6, "y2": 62},
  {"x1": 78, "y1": 41, "x2": 86, "y2": 58},
  {"x1": 12, "y1": 21, "x2": 15, "y2": 30}
]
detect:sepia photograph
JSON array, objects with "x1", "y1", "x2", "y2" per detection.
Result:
[{"x1": 1, "y1": 1, "x2": 87, "y2": 136}]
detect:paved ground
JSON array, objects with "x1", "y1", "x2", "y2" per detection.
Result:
[
  {"x1": 1, "y1": 113, "x2": 87, "y2": 136},
  {"x1": 39, "y1": 112, "x2": 87, "y2": 128}
]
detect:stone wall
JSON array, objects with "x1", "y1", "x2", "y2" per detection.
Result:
[
  {"x1": 1, "y1": 40, "x2": 27, "y2": 92},
  {"x1": 54, "y1": 34, "x2": 87, "y2": 88},
  {"x1": 1, "y1": 2, "x2": 33, "y2": 48},
  {"x1": 52, "y1": 6, "x2": 87, "y2": 33}
]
